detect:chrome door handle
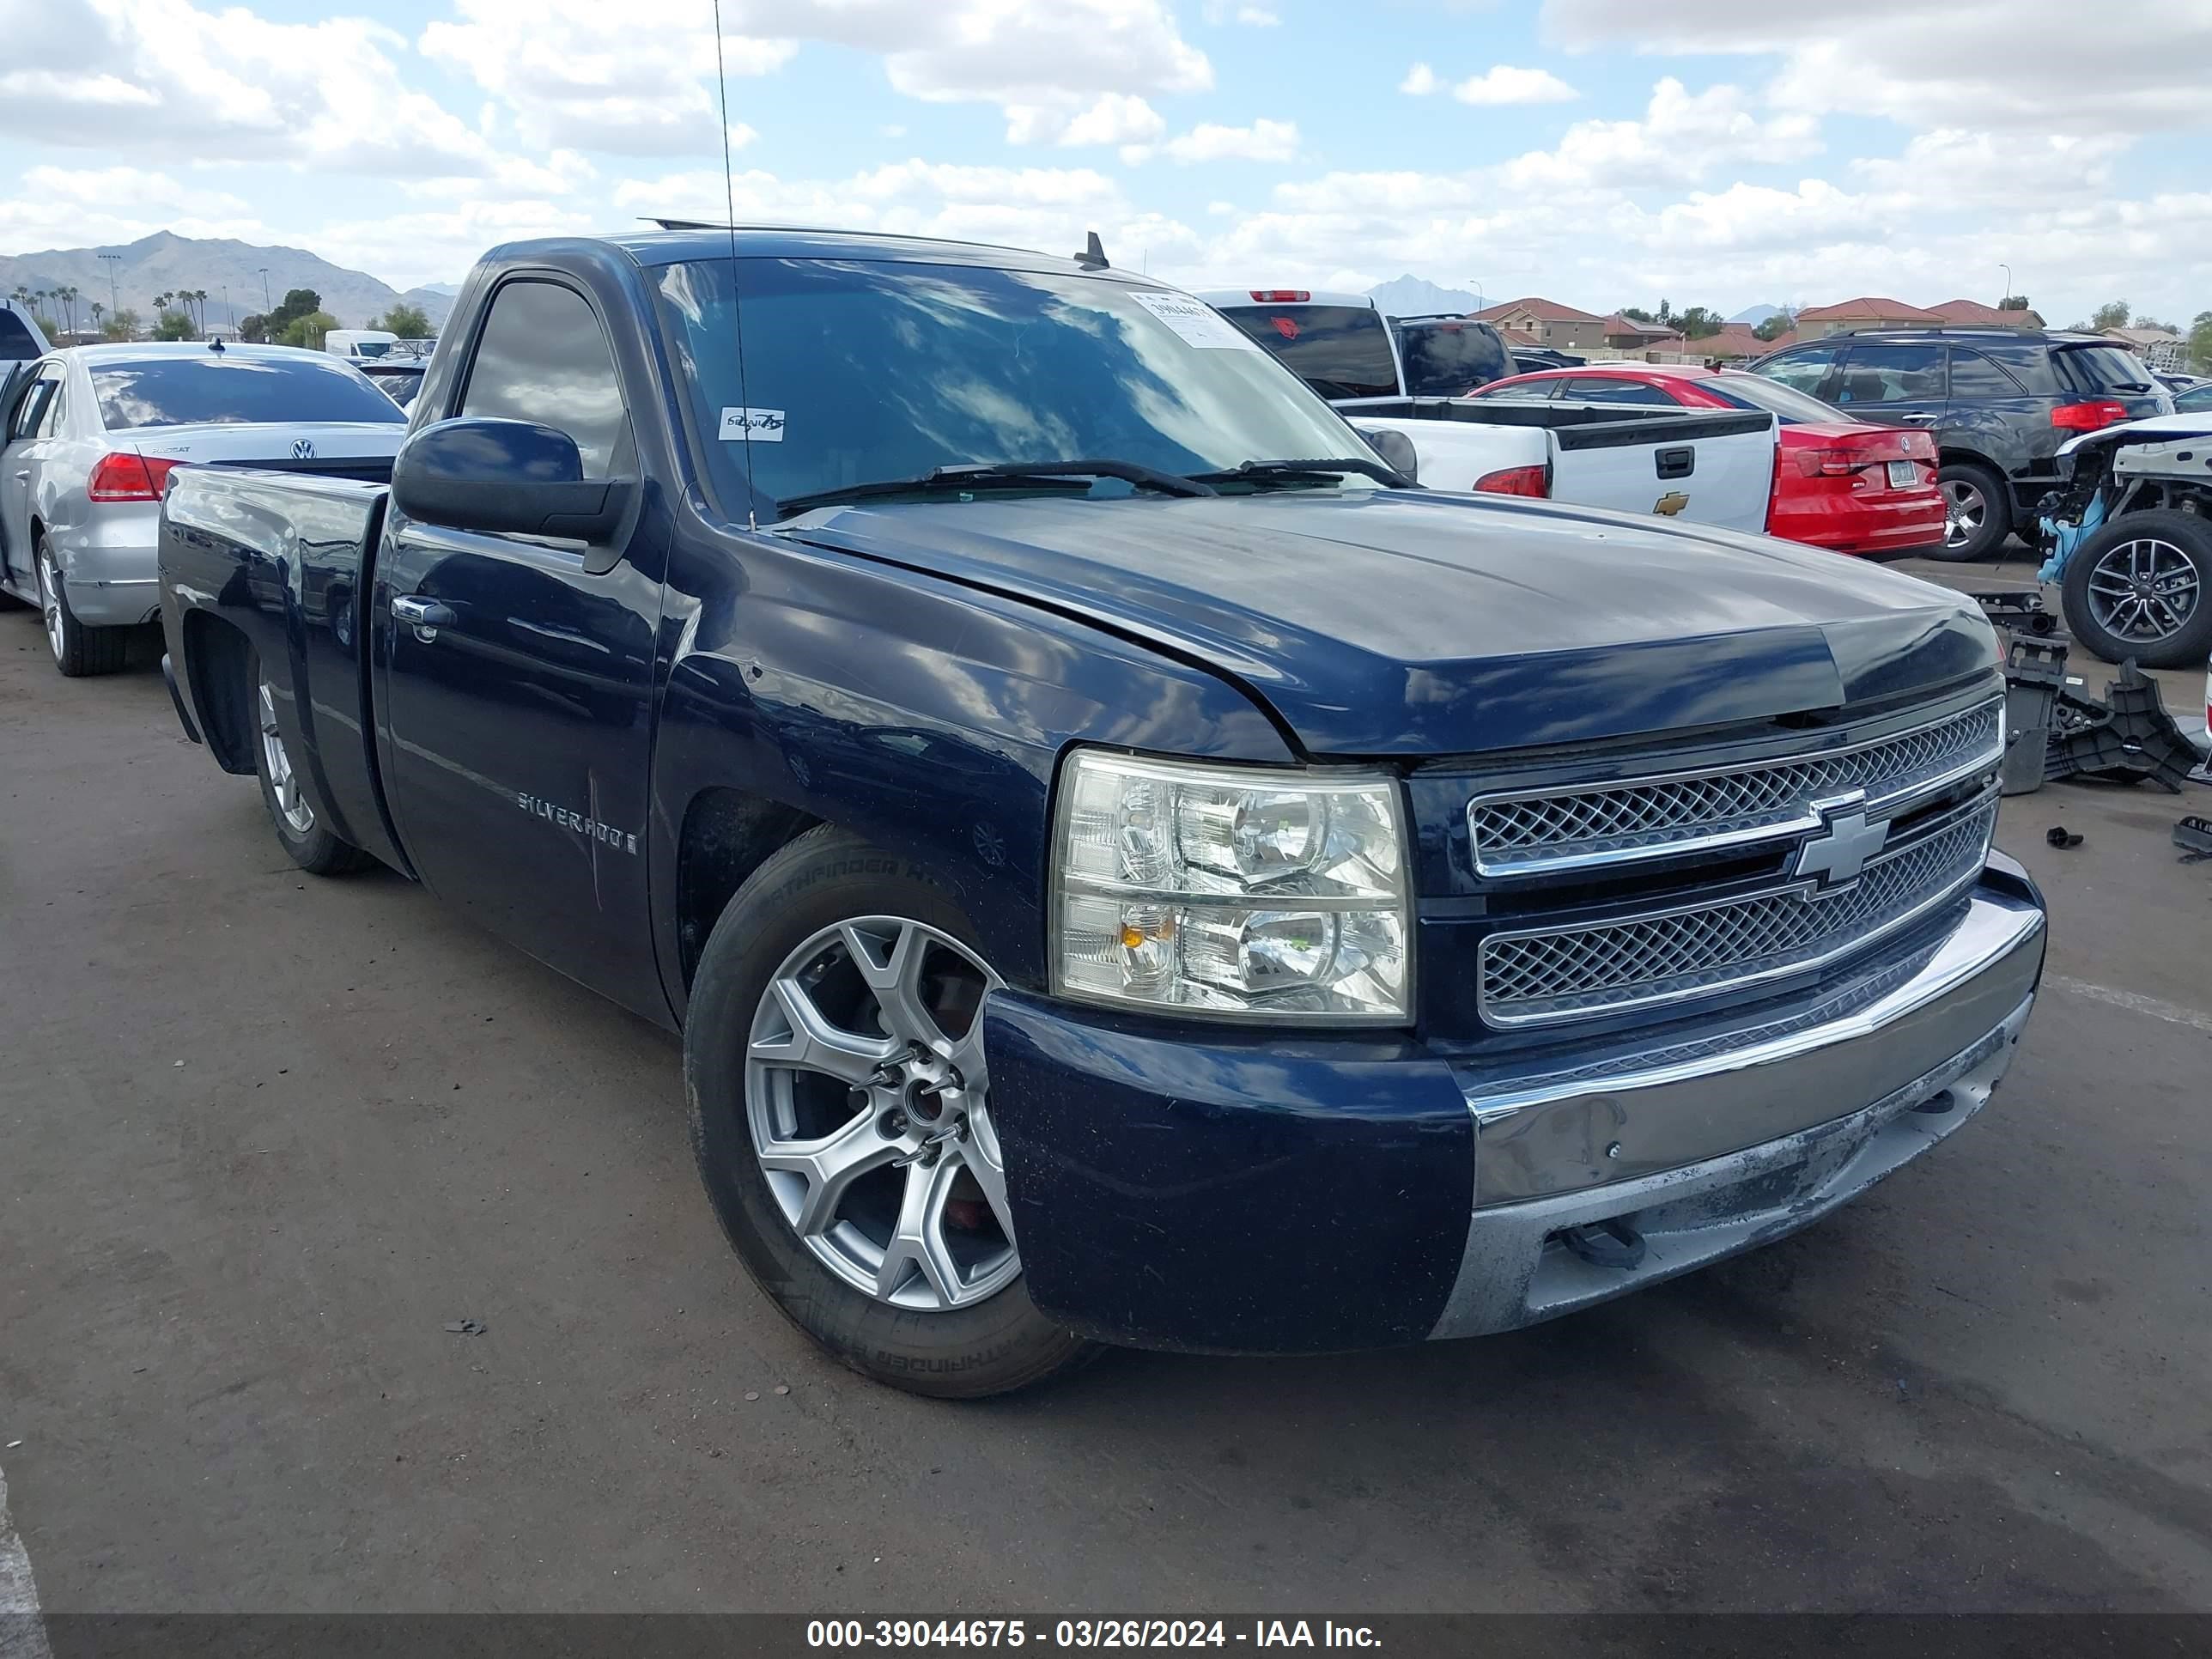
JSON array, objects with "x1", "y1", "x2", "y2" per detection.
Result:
[
  {"x1": 391, "y1": 593, "x2": 455, "y2": 641},
  {"x1": 1893, "y1": 413, "x2": 1936, "y2": 425},
  {"x1": 11, "y1": 470, "x2": 27, "y2": 481}
]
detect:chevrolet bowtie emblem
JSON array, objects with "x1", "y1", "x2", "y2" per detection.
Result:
[
  {"x1": 1652, "y1": 490, "x2": 1689, "y2": 516},
  {"x1": 1795, "y1": 807, "x2": 1890, "y2": 892}
]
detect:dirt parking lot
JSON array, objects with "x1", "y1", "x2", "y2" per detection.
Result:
[{"x1": 1, "y1": 574, "x2": 2209, "y2": 1620}]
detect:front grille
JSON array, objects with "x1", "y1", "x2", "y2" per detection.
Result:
[
  {"x1": 1468, "y1": 701, "x2": 2002, "y2": 876},
  {"x1": 1478, "y1": 797, "x2": 1996, "y2": 1027}
]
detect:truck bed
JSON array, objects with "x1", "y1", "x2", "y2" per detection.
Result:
[{"x1": 160, "y1": 465, "x2": 402, "y2": 869}]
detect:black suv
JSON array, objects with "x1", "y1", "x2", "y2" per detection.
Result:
[{"x1": 1744, "y1": 328, "x2": 2172, "y2": 560}]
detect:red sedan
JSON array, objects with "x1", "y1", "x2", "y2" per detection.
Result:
[{"x1": 1469, "y1": 363, "x2": 1944, "y2": 557}]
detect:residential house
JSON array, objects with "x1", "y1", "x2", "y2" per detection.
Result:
[
  {"x1": 1471, "y1": 296, "x2": 1609, "y2": 352},
  {"x1": 1688, "y1": 324, "x2": 1768, "y2": 363},
  {"x1": 1792, "y1": 297, "x2": 1945, "y2": 338},
  {"x1": 2102, "y1": 325, "x2": 2185, "y2": 371},
  {"x1": 1601, "y1": 313, "x2": 1686, "y2": 354},
  {"x1": 1927, "y1": 299, "x2": 2046, "y2": 328}
]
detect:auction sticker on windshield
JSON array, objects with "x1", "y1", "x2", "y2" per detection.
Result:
[
  {"x1": 1128, "y1": 289, "x2": 1262, "y2": 352},
  {"x1": 720, "y1": 406, "x2": 787, "y2": 441}
]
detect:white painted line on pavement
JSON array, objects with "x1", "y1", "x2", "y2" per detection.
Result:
[
  {"x1": 2049, "y1": 975, "x2": 2212, "y2": 1039},
  {"x1": 0, "y1": 1461, "x2": 52, "y2": 1659}
]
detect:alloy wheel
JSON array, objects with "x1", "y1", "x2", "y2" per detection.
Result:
[
  {"x1": 2085, "y1": 537, "x2": 2201, "y2": 646},
  {"x1": 744, "y1": 916, "x2": 1018, "y2": 1312},
  {"x1": 258, "y1": 681, "x2": 316, "y2": 835},
  {"x1": 1942, "y1": 479, "x2": 1986, "y2": 550}
]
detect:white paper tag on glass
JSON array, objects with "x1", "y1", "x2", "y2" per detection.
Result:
[
  {"x1": 1127, "y1": 289, "x2": 1261, "y2": 351},
  {"x1": 719, "y1": 406, "x2": 786, "y2": 441}
]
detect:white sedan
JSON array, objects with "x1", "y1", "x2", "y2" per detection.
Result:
[{"x1": 0, "y1": 342, "x2": 408, "y2": 676}]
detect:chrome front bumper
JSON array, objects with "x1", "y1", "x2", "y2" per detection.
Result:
[{"x1": 1428, "y1": 864, "x2": 2045, "y2": 1340}]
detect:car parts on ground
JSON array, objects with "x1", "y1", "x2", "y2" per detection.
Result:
[{"x1": 2042, "y1": 659, "x2": 2205, "y2": 793}]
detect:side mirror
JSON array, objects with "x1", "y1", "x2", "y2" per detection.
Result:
[
  {"x1": 1363, "y1": 426, "x2": 1419, "y2": 483},
  {"x1": 392, "y1": 417, "x2": 637, "y2": 544}
]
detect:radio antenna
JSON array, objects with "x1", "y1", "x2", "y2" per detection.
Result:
[{"x1": 711, "y1": 0, "x2": 757, "y2": 529}]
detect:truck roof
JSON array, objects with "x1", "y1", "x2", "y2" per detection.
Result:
[{"x1": 510, "y1": 225, "x2": 1109, "y2": 277}]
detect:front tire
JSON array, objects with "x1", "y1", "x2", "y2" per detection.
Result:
[
  {"x1": 1931, "y1": 460, "x2": 2011, "y2": 562},
  {"x1": 36, "y1": 537, "x2": 131, "y2": 677},
  {"x1": 2060, "y1": 508, "x2": 2212, "y2": 669},
  {"x1": 685, "y1": 825, "x2": 1098, "y2": 1398},
  {"x1": 253, "y1": 671, "x2": 374, "y2": 874}
]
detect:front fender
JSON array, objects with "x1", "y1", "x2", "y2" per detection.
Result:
[{"x1": 647, "y1": 520, "x2": 1294, "y2": 1019}]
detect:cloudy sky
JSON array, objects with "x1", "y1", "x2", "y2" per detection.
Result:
[{"x1": 3, "y1": 0, "x2": 2209, "y2": 325}]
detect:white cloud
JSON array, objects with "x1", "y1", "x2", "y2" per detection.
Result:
[
  {"x1": 1497, "y1": 77, "x2": 1817, "y2": 189},
  {"x1": 1401, "y1": 64, "x2": 1440, "y2": 96},
  {"x1": 1451, "y1": 65, "x2": 1578, "y2": 105},
  {"x1": 1, "y1": 0, "x2": 562, "y2": 186},
  {"x1": 1203, "y1": 0, "x2": 1280, "y2": 21},
  {"x1": 421, "y1": 0, "x2": 1211, "y2": 153},
  {"x1": 1541, "y1": 0, "x2": 2212, "y2": 133},
  {"x1": 1156, "y1": 118, "x2": 1300, "y2": 164},
  {"x1": 421, "y1": 0, "x2": 794, "y2": 155},
  {"x1": 1059, "y1": 94, "x2": 1166, "y2": 148}
]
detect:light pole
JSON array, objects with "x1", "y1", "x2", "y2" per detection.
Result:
[
  {"x1": 257, "y1": 267, "x2": 271, "y2": 314},
  {"x1": 1466, "y1": 277, "x2": 1486, "y2": 313},
  {"x1": 1999, "y1": 264, "x2": 2013, "y2": 307},
  {"x1": 223, "y1": 285, "x2": 232, "y2": 332},
  {"x1": 97, "y1": 252, "x2": 123, "y2": 319}
]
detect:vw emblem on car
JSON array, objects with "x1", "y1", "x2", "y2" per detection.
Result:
[
  {"x1": 1794, "y1": 803, "x2": 1890, "y2": 894},
  {"x1": 291, "y1": 438, "x2": 315, "y2": 460}
]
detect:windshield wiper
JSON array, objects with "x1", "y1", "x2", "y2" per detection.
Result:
[
  {"x1": 1185, "y1": 457, "x2": 1411, "y2": 490},
  {"x1": 776, "y1": 459, "x2": 1216, "y2": 518}
]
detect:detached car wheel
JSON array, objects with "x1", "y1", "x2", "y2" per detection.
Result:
[
  {"x1": 36, "y1": 537, "x2": 131, "y2": 677},
  {"x1": 1932, "y1": 461, "x2": 2011, "y2": 562},
  {"x1": 685, "y1": 825, "x2": 1098, "y2": 1398},
  {"x1": 2061, "y1": 507, "x2": 2212, "y2": 669},
  {"x1": 253, "y1": 669, "x2": 375, "y2": 874}
]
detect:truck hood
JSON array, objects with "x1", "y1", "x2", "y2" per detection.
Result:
[{"x1": 792, "y1": 490, "x2": 1996, "y2": 757}]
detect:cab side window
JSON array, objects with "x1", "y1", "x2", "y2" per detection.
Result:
[
  {"x1": 458, "y1": 281, "x2": 633, "y2": 478},
  {"x1": 37, "y1": 378, "x2": 69, "y2": 438}
]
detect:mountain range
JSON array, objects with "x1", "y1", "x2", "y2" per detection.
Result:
[
  {"x1": 1365, "y1": 275, "x2": 1481, "y2": 318},
  {"x1": 0, "y1": 232, "x2": 456, "y2": 332}
]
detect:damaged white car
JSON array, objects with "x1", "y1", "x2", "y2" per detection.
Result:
[{"x1": 2041, "y1": 412, "x2": 2212, "y2": 668}]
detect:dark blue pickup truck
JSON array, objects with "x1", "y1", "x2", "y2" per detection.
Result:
[{"x1": 158, "y1": 228, "x2": 2048, "y2": 1396}]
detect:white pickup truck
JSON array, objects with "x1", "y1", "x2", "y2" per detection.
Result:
[{"x1": 1204, "y1": 289, "x2": 1778, "y2": 534}]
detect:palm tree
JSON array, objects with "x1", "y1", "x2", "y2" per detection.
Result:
[
  {"x1": 57, "y1": 285, "x2": 79, "y2": 333},
  {"x1": 9, "y1": 285, "x2": 30, "y2": 311},
  {"x1": 90, "y1": 301, "x2": 106, "y2": 333}
]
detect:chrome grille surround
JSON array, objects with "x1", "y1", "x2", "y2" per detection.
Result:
[
  {"x1": 1467, "y1": 700, "x2": 2002, "y2": 878},
  {"x1": 1477, "y1": 793, "x2": 1998, "y2": 1028}
]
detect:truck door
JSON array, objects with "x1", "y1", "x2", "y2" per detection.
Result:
[{"x1": 374, "y1": 276, "x2": 668, "y2": 1014}]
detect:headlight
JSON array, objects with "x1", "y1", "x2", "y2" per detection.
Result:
[{"x1": 1050, "y1": 750, "x2": 1412, "y2": 1022}]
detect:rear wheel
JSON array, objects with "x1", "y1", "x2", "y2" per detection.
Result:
[
  {"x1": 254, "y1": 672, "x2": 375, "y2": 874},
  {"x1": 1932, "y1": 461, "x2": 2011, "y2": 562},
  {"x1": 686, "y1": 826, "x2": 1098, "y2": 1397},
  {"x1": 36, "y1": 537, "x2": 131, "y2": 677},
  {"x1": 2060, "y1": 508, "x2": 2212, "y2": 669}
]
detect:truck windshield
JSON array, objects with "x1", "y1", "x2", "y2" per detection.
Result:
[
  {"x1": 653, "y1": 258, "x2": 1376, "y2": 520},
  {"x1": 1212, "y1": 304, "x2": 1401, "y2": 399},
  {"x1": 92, "y1": 354, "x2": 408, "y2": 429}
]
